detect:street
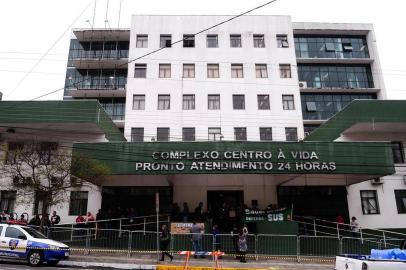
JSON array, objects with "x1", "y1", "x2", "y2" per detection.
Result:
[{"x1": 0, "y1": 261, "x2": 97, "y2": 270}]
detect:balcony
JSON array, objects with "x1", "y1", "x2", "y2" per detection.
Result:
[
  {"x1": 66, "y1": 79, "x2": 126, "y2": 98},
  {"x1": 71, "y1": 50, "x2": 129, "y2": 69}
]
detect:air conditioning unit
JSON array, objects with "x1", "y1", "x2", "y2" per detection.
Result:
[
  {"x1": 299, "y1": 81, "x2": 307, "y2": 89},
  {"x1": 371, "y1": 178, "x2": 383, "y2": 185}
]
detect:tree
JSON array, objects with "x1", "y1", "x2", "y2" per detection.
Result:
[{"x1": 0, "y1": 140, "x2": 111, "y2": 229}]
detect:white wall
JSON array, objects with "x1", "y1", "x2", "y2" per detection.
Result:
[
  {"x1": 125, "y1": 15, "x2": 304, "y2": 142},
  {"x1": 340, "y1": 134, "x2": 406, "y2": 229}
]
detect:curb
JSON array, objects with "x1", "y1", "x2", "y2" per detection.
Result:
[{"x1": 59, "y1": 260, "x2": 156, "y2": 269}]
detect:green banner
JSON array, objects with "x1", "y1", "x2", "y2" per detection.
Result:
[
  {"x1": 244, "y1": 208, "x2": 292, "y2": 222},
  {"x1": 72, "y1": 141, "x2": 394, "y2": 175}
]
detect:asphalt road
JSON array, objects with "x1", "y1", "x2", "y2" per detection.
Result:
[{"x1": 0, "y1": 261, "x2": 96, "y2": 270}]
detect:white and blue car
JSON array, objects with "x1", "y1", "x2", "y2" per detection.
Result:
[{"x1": 0, "y1": 223, "x2": 70, "y2": 266}]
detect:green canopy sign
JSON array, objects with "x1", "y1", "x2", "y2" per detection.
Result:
[
  {"x1": 244, "y1": 208, "x2": 292, "y2": 222},
  {"x1": 72, "y1": 141, "x2": 394, "y2": 175}
]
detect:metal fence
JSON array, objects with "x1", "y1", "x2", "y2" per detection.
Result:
[{"x1": 49, "y1": 229, "x2": 403, "y2": 261}]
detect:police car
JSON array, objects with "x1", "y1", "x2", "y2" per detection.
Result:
[{"x1": 0, "y1": 223, "x2": 69, "y2": 266}]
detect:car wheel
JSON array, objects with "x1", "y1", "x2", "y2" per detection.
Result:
[
  {"x1": 47, "y1": 260, "x2": 60, "y2": 266},
  {"x1": 27, "y1": 250, "x2": 44, "y2": 267}
]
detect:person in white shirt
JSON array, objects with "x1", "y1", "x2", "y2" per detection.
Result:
[{"x1": 350, "y1": 216, "x2": 360, "y2": 237}]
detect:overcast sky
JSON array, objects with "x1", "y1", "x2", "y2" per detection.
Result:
[{"x1": 0, "y1": 0, "x2": 405, "y2": 101}]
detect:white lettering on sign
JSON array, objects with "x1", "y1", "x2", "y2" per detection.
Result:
[{"x1": 133, "y1": 150, "x2": 337, "y2": 173}]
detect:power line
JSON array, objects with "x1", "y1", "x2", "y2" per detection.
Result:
[
  {"x1": 0, "y1": 0, "x2": 281, "y2": 112},
  {"x1": 6, "y1": 0, "x2": 94, "y2": 99}
]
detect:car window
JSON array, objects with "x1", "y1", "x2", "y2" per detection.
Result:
[
  {"x1": 21, "y1": 227, "x2": 47, "y2": 239},
  {"x1": 5, "y1": 227, "x2": 26, "y2": 239},
  {"x1": 0, "y1": 226, "x2": 3, "y2": 236}
]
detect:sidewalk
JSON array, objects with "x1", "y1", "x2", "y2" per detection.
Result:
[{"x1": 59, "y1": 253, "x2": 335, "y2": 270}]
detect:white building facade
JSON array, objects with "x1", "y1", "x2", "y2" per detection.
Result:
[{"x1": 1, "y1": 15, "x2": 401, "y2": 229}]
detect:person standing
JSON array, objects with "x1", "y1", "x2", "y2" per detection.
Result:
[
  {"x1": 29, "y1": 214, "x2": 41, "y2": 228},
  {"x1": 212, "y1": 224, "x2": 221, "y2": 253},
  {"x1": 238, "y1": 227, "x2": 248, "y2": 263},
  {"x1": 190, "y1": 221, "x2": 204, "y2": 258},
  {"x1": 194, "y1": 202, "x2": 204, "y2": 221},
  {"x1": 231, "y1": 224, "x2": 239, "y2": 260},
  {"x1": 159, "y1": 224, "x2": 173, "y2": 262},
  {"x1": 182, "y1": 202, "x2": 190, "y2": 222},
  {"x1": 350, "y1": 216, "x2": 360, "y2": 238},
  {"x1": 51, "y1": 211, "x2": 61, "y2": 226}
]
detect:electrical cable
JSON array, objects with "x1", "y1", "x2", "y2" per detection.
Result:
[{"x1": 6, "y1": 0, "x2": 94, "y2": 98}]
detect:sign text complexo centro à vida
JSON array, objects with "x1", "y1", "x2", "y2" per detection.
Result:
[{"x1": 134, "y1": 150, "x2": 337, "y2": 173}]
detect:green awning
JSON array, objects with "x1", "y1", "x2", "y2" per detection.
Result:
[
  {"x1": 305, "y1": 100, "x2": 406, "y2": 142},
  {"x1": 0, "y1": 100, "x2": 125, "y2": 142}
]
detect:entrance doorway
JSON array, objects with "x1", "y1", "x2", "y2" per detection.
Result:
[
  {"x1": 102, "y1": 186, "x2": 172, "y2": 216},
  {"x1": 207, "y1": 190, "x2": 244, "y2": 232},
  {"x1": 277, "y1": 186, "x2": 349, "y2": 221}
]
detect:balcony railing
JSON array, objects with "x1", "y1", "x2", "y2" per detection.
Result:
[{"x1": 71, "y1": 49, "x2": 129, "y2": 60}]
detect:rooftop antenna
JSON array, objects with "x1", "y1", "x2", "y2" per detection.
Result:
[
  {"x1": 104, "y1": 0, "x2": 110, "y2": 29},
  {"x1": 86, "y1": 20, "x2": 93, "y2": 29},
  {"x1": 91, "y1": 0, "x2": 97, "y2": 29},
  {"x1": 118, "y1": 0, "x2": 122, "y2": 28}
]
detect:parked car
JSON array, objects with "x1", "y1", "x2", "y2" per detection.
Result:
[{"x1": 0, "y1": 223, "x2": 69, "y2": 266}]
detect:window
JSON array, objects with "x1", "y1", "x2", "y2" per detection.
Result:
[
  {"x1": 69, "y1": 191, "x2": 88, "y2": 216},
  {"x1": 257, "y1": 95, "x2": 270, "y2": 110},
  {"x1": 159, "y1": 64, "x2": 171, "y2": 78},
  {"x1": 301, "y1": 93, "x2": 376, "y2": 120},
  {"x1": 285, "y1": 127, "x2": 298, "y2": 141},
  {"x1": 306, "y1": 101, "x2": 317, "y2": 112},
  {"x1": 253, "y1": 34, "x2": 265, "y2": 48},
  {"x1": 5, "y1": 227, "x2": 25, "y2": 239},
  {"x1": 134, "y1": 64, "x2": 147, "y2": 78},
  {"x1": 160, "y1": 35, "x2": 172, "y2": 48},
  {"x1": 157, "y1": 128, "x2": 170, "y2": 141},
  {"x1": 131, "y1": 128, "x2": 144, "y2": 142},
  {"x1": 183, "y1": 94, "x2": 195, "y2": 110},
  {"x1": 360, "y1": 190, "x2": 380, "y2": 214},
  {"x1": 230, "y1": 34, "x2": 242, "y2": 48},
  {"x1": 33, "y1": 191, "x2": 49, "y2": 215},
  {"x1": 342, "y1": 43, "x2": 353, "y2": 52},
  {"x1": 208, "y1": 95, "x2": 220, "y2": 110},
  {"x1": 207, "y1": 35, "x2": 218, "y2": 48},
  {"x1": 183, "y1": 64, "x2": 195, "y2": 78},
  {"x1": 0, "y1": 191, "x2": 16, "y2": 214},
  {"x1": 39, "y1": 142, "x2": 57, "y2": 165},
  {"x1": 158, "y1": 95, "x2": 170, "y2": 110},
  {"x1": 231, "y1": 64, "x2": 243, "y2": 78},
  {"x1": 294, "y1": 36, "x2": 369, "y2": 59},
  {"x1": 325, "y1": 42, "x2": 336, "y2": 52},
  {"x1": 279, "y1": 64, "x2": 292, "y2": 78},
  {"x1": 207, "y1": 64, "x2": 220, "y2": 78},
  {"x1": 208, "y1": 127, "x2": 222, "y2": 141},
  {"x1": 183, "y1": 35, "x2": 195, "y2": 47},
  {"x1": 234, "y1": 127, "x2": 247, "y2": 141},
  {"x1": 277, "y1": 35, "x2": 289, "y2": 48},
  {"x1": 6, "y1": 142, "x2": 24, "y2": 164},
  {"x1": 133, "y1": 95, "x2": 145, "y2": 110},
  {"x1": 182, "y1": 128, "x2": 195, "y2": 141},
  {"x1": 260, "y1": 127, "x2": 273, "y2": 141},
  {"x1": 282, "y1": 95, "x2": 295, "y2": 110},
  {"x1": 395, "y1": 190, "x2": 406, "y2": 214},
  {"x1": 233, "y1": 94, "x2": 245, "y2": 110},
  {"x1": 255, "y1": 64, "x2": 268, "y2": 78},
  {"x1": 391, "y1": 142, "x2": 404, "y2": 163},
  {"x1": 136, "y1": 35, "x2": 148, "y2": 48},
  {"x1": 297, "y1": 65, "x2": 374, "y2": 89}
]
